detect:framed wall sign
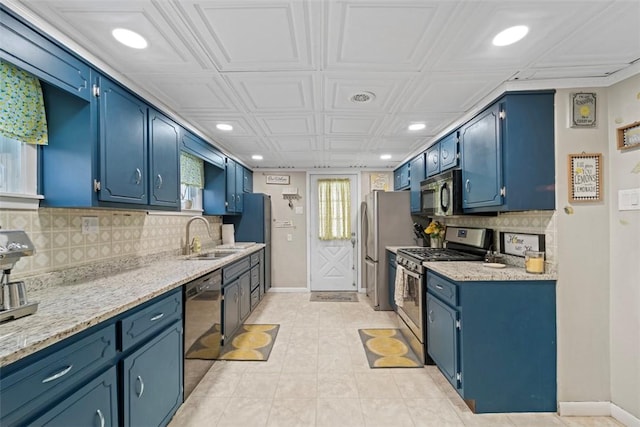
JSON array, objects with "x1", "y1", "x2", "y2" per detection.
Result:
[
  {"x1": 568, "y1": 153, "x2": 603, "y2": 202},
  {"x1": 571, "y1": 92, "x2": 597, "y2": 127},
  {"x1": 617, "y1": 121, "x2": 640, "y2": 151},
  {"x1": 499, "y1": 232, "x2": 545, "y2": 257},
  {"x1": 265, "y1": 174, "x2": 290, "y2": 185},
  {"x1": 369, "y1": 173, "x2": 390, "y2": 191}
]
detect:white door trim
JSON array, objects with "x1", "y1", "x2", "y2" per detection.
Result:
[{"x1": 306, "y1": 171, "x2": 362, "y2": 291}]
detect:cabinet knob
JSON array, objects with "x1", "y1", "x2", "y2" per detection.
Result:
[{"x1": 442, "y1": 149, "x2": 449, "y2": 159}]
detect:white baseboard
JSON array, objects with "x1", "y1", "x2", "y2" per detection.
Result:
[
  {"x1": 267, "y1": 287, "x2": 308, "y2": 293},
  {"x1": 559, "y1": 401, "x2": 640, "y2": 427},
  {"x1": 611, "y1": 403, "x2": 640, "y2": 427},
  {"x1": 558, "y1": 401, "x2": 612, "y2": 416}
]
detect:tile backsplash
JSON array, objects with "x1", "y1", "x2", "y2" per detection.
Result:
[{"x1": 0, "y1": 208, "x2": 222, "y2": 277}]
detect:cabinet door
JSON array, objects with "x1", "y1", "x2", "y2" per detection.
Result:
[
  {"x1": 122, "y1": 321, "x2": 183, "y2": 427},
  {"x1": 99, "y1": 78, "x2": 148, "y2": 204},
  {"x1": 460, "y1": 103, "x2": 502, "y2": 209},
  {"x1": 426, "y1": 293, "x2": 460, "y2": 389},
  {"x1": 239, "y1": 271, "x2": 251, "y2": 321},
  {"x1": 223, "y1": 281, "x2": 240, "y2": 340},
  {"x1": 149, "y1": 109, "x2": 180, "y2": 208},
  {"x1": 235, "y1": 164, "x2": 244, "y2": 212},
  {"x1": 31, "y1": 367, "x2": 118, "y2": 427},
  {"x1": 439, "y1": 132, "x2": 458, "y2": 171},
  {"x1": 425, "y1": 144, "x2": 440, "y2": 177},
  {"x1": 243, "y1": 167, "x2": 253, "y2": 193},
  {"x1": 225, "y1": 159, "x2": 237, "y2": 212},
  {"x1": 409, "y1": 154, "x2": 425, "y2": 213}
]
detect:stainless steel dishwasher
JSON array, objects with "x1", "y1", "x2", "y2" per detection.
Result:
[{"x1": 183, "y1": 269, "x2": 222, "y2": 399}]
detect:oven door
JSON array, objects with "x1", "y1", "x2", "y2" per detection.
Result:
[{"x1": 397, "y1": 268, "x2": 424, "y2": 344}]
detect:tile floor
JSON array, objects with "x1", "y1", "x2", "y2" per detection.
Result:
[{"x1": 169, "y1": 292, "x2": 623, "y2": 427}]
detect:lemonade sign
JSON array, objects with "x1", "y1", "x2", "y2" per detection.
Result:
[{"x1": 569, "y1": 153, "x2": 602, "y2": 201}]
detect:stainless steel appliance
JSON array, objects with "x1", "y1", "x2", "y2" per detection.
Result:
[
  {"x1": 0, "y1": 230, "x2": 38, "y2": 323},
  {"x1": 361, "y1": 191, "x2": 415, "y2": 311},
  {"x1": 420, "y1": 169, "x2": 463, "y2": 217},
  {"x1": 183, "y1": 269, "x2": 222, "y2": 399},
  {"x1": 395, "y1": 226, "x2": 492, "y2": 363},
  {"x1": 226, "y1": 193, "x2": 271, "y2": 294}
]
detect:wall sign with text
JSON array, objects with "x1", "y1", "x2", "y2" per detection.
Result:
[
  {"x1": 571, "y1": 92, "x2": 597, "y2": 127},
  {"x1": 265, "y1": 174, "x2": 290, "y2": 185},
  {"x1": 500, "y1": 232, "x2": 545, "y2": 257},
  {"x1": 568, "y1": 153, "x2": 603, "y2": 202}
]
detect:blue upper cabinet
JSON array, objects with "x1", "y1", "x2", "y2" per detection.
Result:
[
  {"x1": 439, "y1": 131, "x2": 458, "y2": 171},
  {"x1": 460, "y1": 91, "x2": 555, "y2": 213},
  {"x1": 243, "y1": 168, "x2": 253, "y2": 193},
  {"x1": 0, "y1": 7, "x2": 91, "y2": 101},
  {"x1": 149, "y1": 109, "x2": 180, "y2": 208},
  {"x1": 409, "y1": 153, "x2": 425, "y2": 213},
  {"x1": 181, "y1": 131, "x2": 225, "y2": 170},
  {"x1": 226, "y1": 158, "x2": 238, "y2": 213},
  {"x1": 426, "y1": 144, "x2": 440, "y2": 177},
  {"x1": 393, "y1": 162, "x2": 410, "y2": 190},
  {"x1": 99, "y1": 77, "x2": 148, "y2": 205}
]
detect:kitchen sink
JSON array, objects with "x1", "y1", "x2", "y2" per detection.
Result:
[{"x1": 187, "y1": 250, "x2": 237, "y2": 260}]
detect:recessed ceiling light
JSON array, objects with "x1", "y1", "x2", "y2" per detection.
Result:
[
  {"x1": 492, "y1": 25, "x2": 529, "y2": 46},
  {"x1": 350, "y1": 91, "x2": 376, "y2": 103},
  {"x1": 408, "y1": 123, "x2": 426, "y2": 131},
  {"x1": 380, "y1": 154, "x2": 392, "y2": 160},
  {"x1": 252, "y1": 155, "x2": 263, "y2": 160},
  {"x1": 112, "y1": 28, "x2": 148, "y2": 49},
  {"x1": 216, "y1": 123, "x2": 233, "y2": 131}
]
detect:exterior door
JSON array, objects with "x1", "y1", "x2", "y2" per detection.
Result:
[{"x1": 309, "y1": 174, "x2": 358, "y2": 291}]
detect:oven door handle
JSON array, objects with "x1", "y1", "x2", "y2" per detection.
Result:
[{"x1": 402, "y1": 268, "x2": 422, "y2": 280}]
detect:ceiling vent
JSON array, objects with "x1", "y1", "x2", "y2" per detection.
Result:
[{"x1": 350, "y1": 91, "x2": 376, "y2": 104}]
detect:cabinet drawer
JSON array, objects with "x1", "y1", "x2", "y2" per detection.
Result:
[
  {"x1": 223, "y1": 257, "x2": 251, "y2": 284},
  {"x1": 250, "y1": 265, "x2": 260, "y2": 290},
  {"x1": 427, "y1": 271, "x2": 458, "y2": 306},
  {"x1": 120, "y1": 288, "x2": 182, "y2": 351},
  {"x1": 30, "y1": 366, "x2": 118, "y2": 427},
  {"x1": 250, "y1": 252, "x2": 260, "y2": 266},
  {"x1": 0, "y1": 324, "x2": 116, "y2": 426},
  {"x1": 250, "y1": 287, "x2": 260, "y2": 310}
]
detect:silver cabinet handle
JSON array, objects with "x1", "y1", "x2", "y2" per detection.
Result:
[
  {"x1": 150, "y1": 313, "x2": 164, "y2": 321},
  {"x1": 136, "y1": 375, "x2": 145, "y2": 398},
  {"x1": 234, "y1": 292, "x2": 238, "y2": 303},
  {"x1": 156, "y1": 174, "x2": 163, "y2": 189},
  {"x1": 42, "y1": 365, "x2": 73, "y2": 383},
  {"x1": 96, "y1": 409, "x2": 105, "y2": 427},
  {"x1": 135, "y1": 168, "x2": 142, "y2": 185},
  {"x1": 428, "y1": 310, "x2": 434, "y2": 323},
  {"x1": 435, "y1": 284, "x2": 444, "y2": 290},
  {"x1": 465, "y1": 179, "x2": 471, "y2": 193},
  {"x1": 442, "y1": 149, "x2": 449, "y2": 159}
]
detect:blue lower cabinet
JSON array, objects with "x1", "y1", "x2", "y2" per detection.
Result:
[
  {"x1": 426, "y1": 270, "x2": 556, "y2": 413},
  {"x1": 30, "y1": 367, "x2": 118, "y2": 427},
  {"x1": 122, "y1": 320, "x2": 183, "y2": 427}
]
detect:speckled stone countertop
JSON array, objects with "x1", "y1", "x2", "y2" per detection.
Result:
[
  {"x1": 0, "y1": 244, "x2": 265, "y2": 368},
  {"x1": 424, "y1": 261, "x2": 557, "y2": 282}
]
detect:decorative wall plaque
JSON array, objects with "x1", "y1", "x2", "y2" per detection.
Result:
[
  {"x1": 571, "y1": 92, "x2": 597, "y2": 127},
  {"x1": 568, "y1": 153, "x2": 603, "y2": 202},
  {"x1": 500, "y1": 232, "x2": 545, "y2": 257},
  {"x1": 617, "y1": 121, "x2": 640, "y2": 151},
  {"x1": 265, "y1": 174, "x2": 290, "y2": 185}
]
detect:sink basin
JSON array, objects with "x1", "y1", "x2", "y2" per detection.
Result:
[{"x1": 188, "y1": 251, "x2": 237, "y2": 260}]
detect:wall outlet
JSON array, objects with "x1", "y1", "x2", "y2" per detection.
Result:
[{"x1": 81, "y1": 216, "x2": 99, "y2": 235}]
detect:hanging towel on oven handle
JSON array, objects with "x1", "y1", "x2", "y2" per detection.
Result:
[{"x1": 394, "y1": 265, "x2": 406, "y2": 308}]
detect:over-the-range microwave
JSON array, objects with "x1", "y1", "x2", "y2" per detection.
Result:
[{"x1": 419, "y1": 169, "x2": 463, "y2": 217}]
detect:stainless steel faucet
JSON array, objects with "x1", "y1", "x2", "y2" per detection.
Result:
[{"x1": 184, "y1": 216, "x2": 214, "y2": 255}]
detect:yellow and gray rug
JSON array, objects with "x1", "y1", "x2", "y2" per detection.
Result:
[
  {"x1": 188, "y1": 324, "x2": 279, "y2": 361},
  {"x1": 358, "y1": 328, "x2": 423, "y2": 368},
  {"x1": 310, "y1": 292, "x2": 358, "y2": 302}
]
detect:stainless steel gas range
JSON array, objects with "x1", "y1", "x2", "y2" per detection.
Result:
[{"x1": 395, "y1": 227, "x2": 492, "y2": 364}]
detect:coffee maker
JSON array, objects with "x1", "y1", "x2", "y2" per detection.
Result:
[{"x1": 0, "y1": 230, "x2": 38, "y2": 322}]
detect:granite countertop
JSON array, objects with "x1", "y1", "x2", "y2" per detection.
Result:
[
  {"x1": 424, "y1": 260, "x2": 557, "y2": 282},
  {"x1": 0, "y1": 244, "x2": 265, "y2": 368}
]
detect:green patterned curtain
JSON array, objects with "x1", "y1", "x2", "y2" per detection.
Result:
[
  {"x1": 318, "y1": 178, "x2": 351, "y2": 240},
  {"x1": 0, "y1": 60, "x2": 48, "y2": 145},
  {"x1": 180, "y1": 152, "x2": 204, "y2": 188}
]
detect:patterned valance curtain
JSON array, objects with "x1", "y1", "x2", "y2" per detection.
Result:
[
  {"x1": 180, "y1": 152, "x2": 204, "y2": 189},
  {"x1": 318, "y1": 178, "x2": 351, "y2": 240},
  {"x1": 0, "y1": 60, "x2": 48, "y2": 145}
]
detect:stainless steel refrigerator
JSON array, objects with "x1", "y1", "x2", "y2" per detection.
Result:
[
  {"x1": 226, "y1": 193, "x2": 271, "y2": 293},
  {"x1": 361, "y1": 191, "x2": 415, "y2": 311}
]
